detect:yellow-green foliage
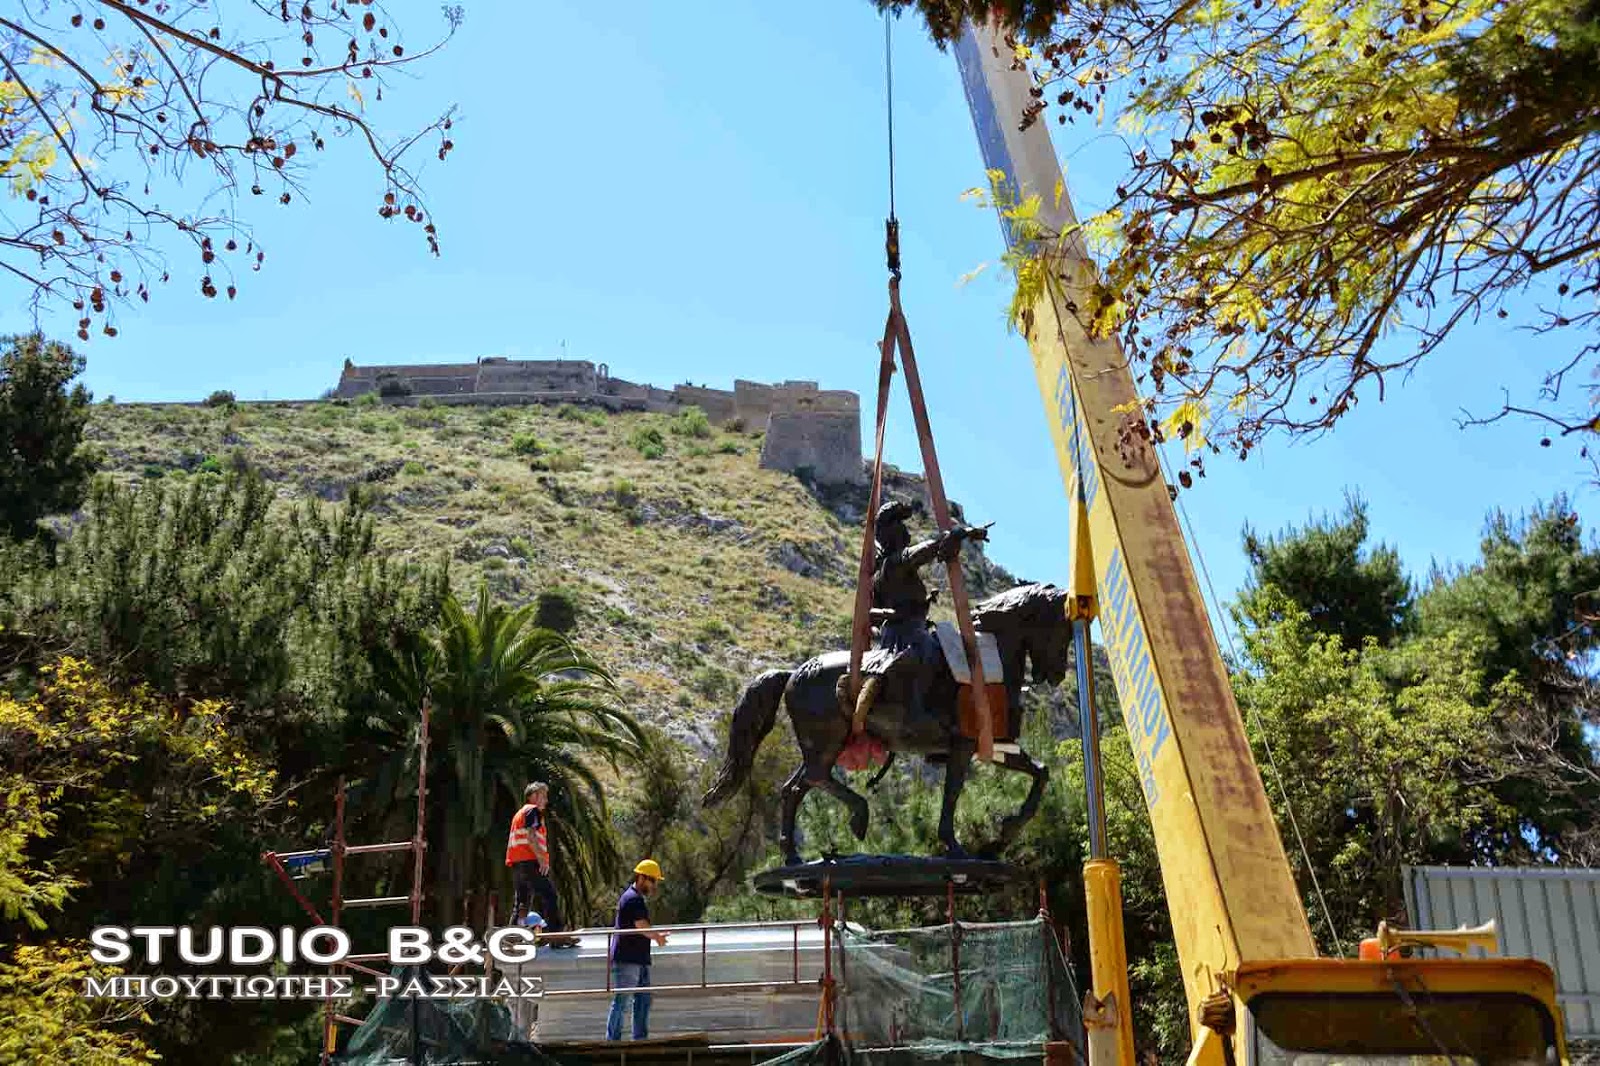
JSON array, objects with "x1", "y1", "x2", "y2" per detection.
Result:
[
  {"x1": 0, "y1": 943, "x2": 157, "y2": 1065},
  {"x1": 0, "y1": 657, "x2": 275, "y2": 1062},
  {"x1": 955, "y1": 0, "x2": 1600, "y2": 458},
  {"x1": 0, "y1": 657, "x2": 275, "y2": 931}
]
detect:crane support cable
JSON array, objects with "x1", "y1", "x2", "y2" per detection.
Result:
[
  {"x1": 1157, "y1": 445, "x2": 1346, "y2": 957},
  {"x1": 847, "y1": 279, "x2": 997, "y2": 763}
]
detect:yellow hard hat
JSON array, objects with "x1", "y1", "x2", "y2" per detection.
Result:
[{"x1": 633, "y1": 858, "x2": 664, "y2": 881}]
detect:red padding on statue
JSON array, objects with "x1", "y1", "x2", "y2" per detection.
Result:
[{"x1": 838, "y1": 733, "x2": 889, "y2": 772}]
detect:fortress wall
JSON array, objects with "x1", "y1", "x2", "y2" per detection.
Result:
[
  {"x1": 734, "y1": 380, "x2": 857, "y2": 423},
  {"x1": 404, "y1": 376, "x2": 478, "y2": 396},
  {"x1": 759, "y1": 411, "x2": 863, "y2": 485},
  {"x1": 670, "y1": 385, "x2": 739, "y2": 425},
  {"x1": 336, "y1": 362, "x2": 480, "y2": 398},
  {"x1": 602, "y1": 376, "x2": 649, "y2": 399},
  {"x1": 347, "y1": 363, "x2": 477, "y2": 379},
  {"x1": 732, "y1": 380, "x2": 778, "y2": 424},
  {"x1": 475, "y1": 360, "x2": 596, "y2": 394},
  {"x1": 769, "y1": 387, "x2": 858, "y2": 416},
  {"x1": 373, "y1": 392, "x2": 627, "y2": 410},
  {"x1": 639, "y1": 386, "x2": 678, "y2": 413},
  {"x1": 330, "y1": 359, "x2": 864, "y2": 484}
]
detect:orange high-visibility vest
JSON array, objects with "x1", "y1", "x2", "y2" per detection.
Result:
[{"x1": 505, "y1": 805, "x2": 548, "y2": 866}]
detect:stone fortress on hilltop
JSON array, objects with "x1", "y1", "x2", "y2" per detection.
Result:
[{"x1": 333, "y1": 357, "x2": 864, "y2": 486}]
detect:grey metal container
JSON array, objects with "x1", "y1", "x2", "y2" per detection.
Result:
[{"x1": 1404, "y1": 864, "x2": 1600, "y2": 1040}]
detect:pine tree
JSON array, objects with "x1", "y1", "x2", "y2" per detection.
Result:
[{"x1": 0, "y1": 334, "x2": 95, "y2": 541}]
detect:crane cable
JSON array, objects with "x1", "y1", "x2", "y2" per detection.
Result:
[
  {"x1": 845, "y1": 12, "x2": 996, "y2": 762},
  {"x1": 1155, "y1": 444, "x2": 1348, "y2": 958},
  {"x1": 884, "y1": 13, "x2": 901, "y2": 279}
]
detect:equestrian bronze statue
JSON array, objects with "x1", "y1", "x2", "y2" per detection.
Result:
[{"x1": 702, "y1": 504, "x2": 1073, "y2": 864}]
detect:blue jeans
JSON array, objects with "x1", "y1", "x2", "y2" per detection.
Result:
[{"x1": 606, "y1": 962, "x2": 651, "y2": 1041}]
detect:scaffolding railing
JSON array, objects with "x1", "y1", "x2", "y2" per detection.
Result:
[
  {"x1": 261, "y1": 697, "x2": 432, "y2": 1065},
  {"x1": 520, "y1": 917, "x2": 825, "y2": 999}
]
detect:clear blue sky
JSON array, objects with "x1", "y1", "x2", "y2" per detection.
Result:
[{"x1": 11, "y1": 0, "x2": 1594, "y2": 632}]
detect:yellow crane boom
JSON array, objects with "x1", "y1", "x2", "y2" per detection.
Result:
[
  {"x1": 951, "y1": 16, "x2": 1571, "y2": 1066},
  {"x1": 951, "y1": 11, "x2": 1316, "y2": 998}
]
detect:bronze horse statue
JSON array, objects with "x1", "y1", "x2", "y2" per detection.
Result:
[{"x1": 703, "y1": 583, "x2": 1074, "y2": 863}]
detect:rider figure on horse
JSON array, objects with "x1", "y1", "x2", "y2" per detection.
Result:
[{"x1": 847, "y1": 498, "x2": 989, "y2": 735}]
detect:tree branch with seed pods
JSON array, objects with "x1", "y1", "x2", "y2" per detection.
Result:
[{"x1": 0, "y1": 0, "x2": 462, "y2": 339}]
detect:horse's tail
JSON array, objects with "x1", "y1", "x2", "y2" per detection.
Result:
[{"x1": 703, "y1": 669, "x2": 791, "y2": 807}]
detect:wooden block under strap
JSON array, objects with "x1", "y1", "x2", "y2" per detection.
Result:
[{"x1": 957, "y1": 683, "x2": 1008, "y2": 745}]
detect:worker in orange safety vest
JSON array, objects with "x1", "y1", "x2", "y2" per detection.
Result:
[{"x1": 506, "y1": 782, "x2": 565, "y2": 935}]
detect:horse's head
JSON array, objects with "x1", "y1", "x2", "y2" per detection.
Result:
[{"x1": 973, "y1": 583, "x2": 1074, "y2": 688}]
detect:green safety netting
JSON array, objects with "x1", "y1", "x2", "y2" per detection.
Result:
[
  {"x1": 337, "y1": 966, "x2": 554, "y2": 1066},
  {"x1": 763, "y1": 917, "x2": 1083, "y2": 1066},
  {"x1": 337, "y1": 918, "x2": 1081, "y2": 1064}
]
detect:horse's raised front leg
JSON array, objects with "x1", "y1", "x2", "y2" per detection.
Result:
[
  {"x1": 814, "y1": 773, "x2": 871, "y2": 843},
  {"x1": 991, "y1": 750, "x2": 1050, "y2": 854},
  {"x1": 779, "y1": 765, "x2": 811, "y2": 866},
  {"x1": 938, "y1": 737, "x2": 976, "y2": 858}
]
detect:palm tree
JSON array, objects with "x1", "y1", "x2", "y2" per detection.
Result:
[{"x1": 366, "y1": 583, "x2": 641, "y2": 928}]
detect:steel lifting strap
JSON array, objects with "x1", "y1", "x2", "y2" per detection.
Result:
[{"x1": 847, "y1": 276, "x2": 996, "y2": 762}]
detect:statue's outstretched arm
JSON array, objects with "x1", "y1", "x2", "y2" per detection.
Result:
[{"x1": 901, "y1": 537, "x2": 946, "y2": 570}]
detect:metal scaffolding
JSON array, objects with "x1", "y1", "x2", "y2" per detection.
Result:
[{"x1": 262, "y1": 697, "x2": 432, "y2": 1065}]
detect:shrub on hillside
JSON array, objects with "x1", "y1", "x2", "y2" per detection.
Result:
[
  {"x1": 670, "y1": 406, "x2": 712, "y2": 439},
  {"x1": 545, "y1": 449, "x2": 584, "y2": 472},
  {"x1": 694, "y1": 619, "x2": 734, "y2": 644},
  {"x1": 510, "y1": 432, "x2": 543, "y2": 456},
  {"x1": 204, "y1": 389, "x2": 236, "y2": 408},
  {"x1": 401, "y1": 406, "x2": 443, "y2": 429},
  {"x1": 534, "y1": 587, "x2": 580, "y2": 633},
  {"x1": 531, "y1": 446, "x2": 583, "y2": 472},
  {"x1": 558, "y1": 403, "x2": 607, "y2": 426},
  {"x1": 629, "y1": 426, "x2": 666, "y2": 460},
  {"x1": 691, "y1": 665, "x2": 737, "y2": 702}
]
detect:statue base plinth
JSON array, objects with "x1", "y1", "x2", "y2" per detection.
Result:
[{"x1": 751, "y1": 853, "x2": 1024, "y2": 898}]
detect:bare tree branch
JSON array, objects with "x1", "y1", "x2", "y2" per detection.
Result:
[{"x1": 0, "y1": 0, "x2": 462, "y2": 336}]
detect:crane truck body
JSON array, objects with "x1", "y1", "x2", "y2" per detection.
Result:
[{"x1": 951, "y1": 18, "x2": 1571, "y2": 1066}]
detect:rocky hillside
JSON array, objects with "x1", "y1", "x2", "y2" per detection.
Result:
[{"x1": 83, "y1": 397, "x2": 1056, "y2": 750}]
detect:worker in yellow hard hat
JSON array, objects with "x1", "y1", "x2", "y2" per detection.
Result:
[{"x1": 606, "y1": 859, "x2": 668, "y2": 1042}]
